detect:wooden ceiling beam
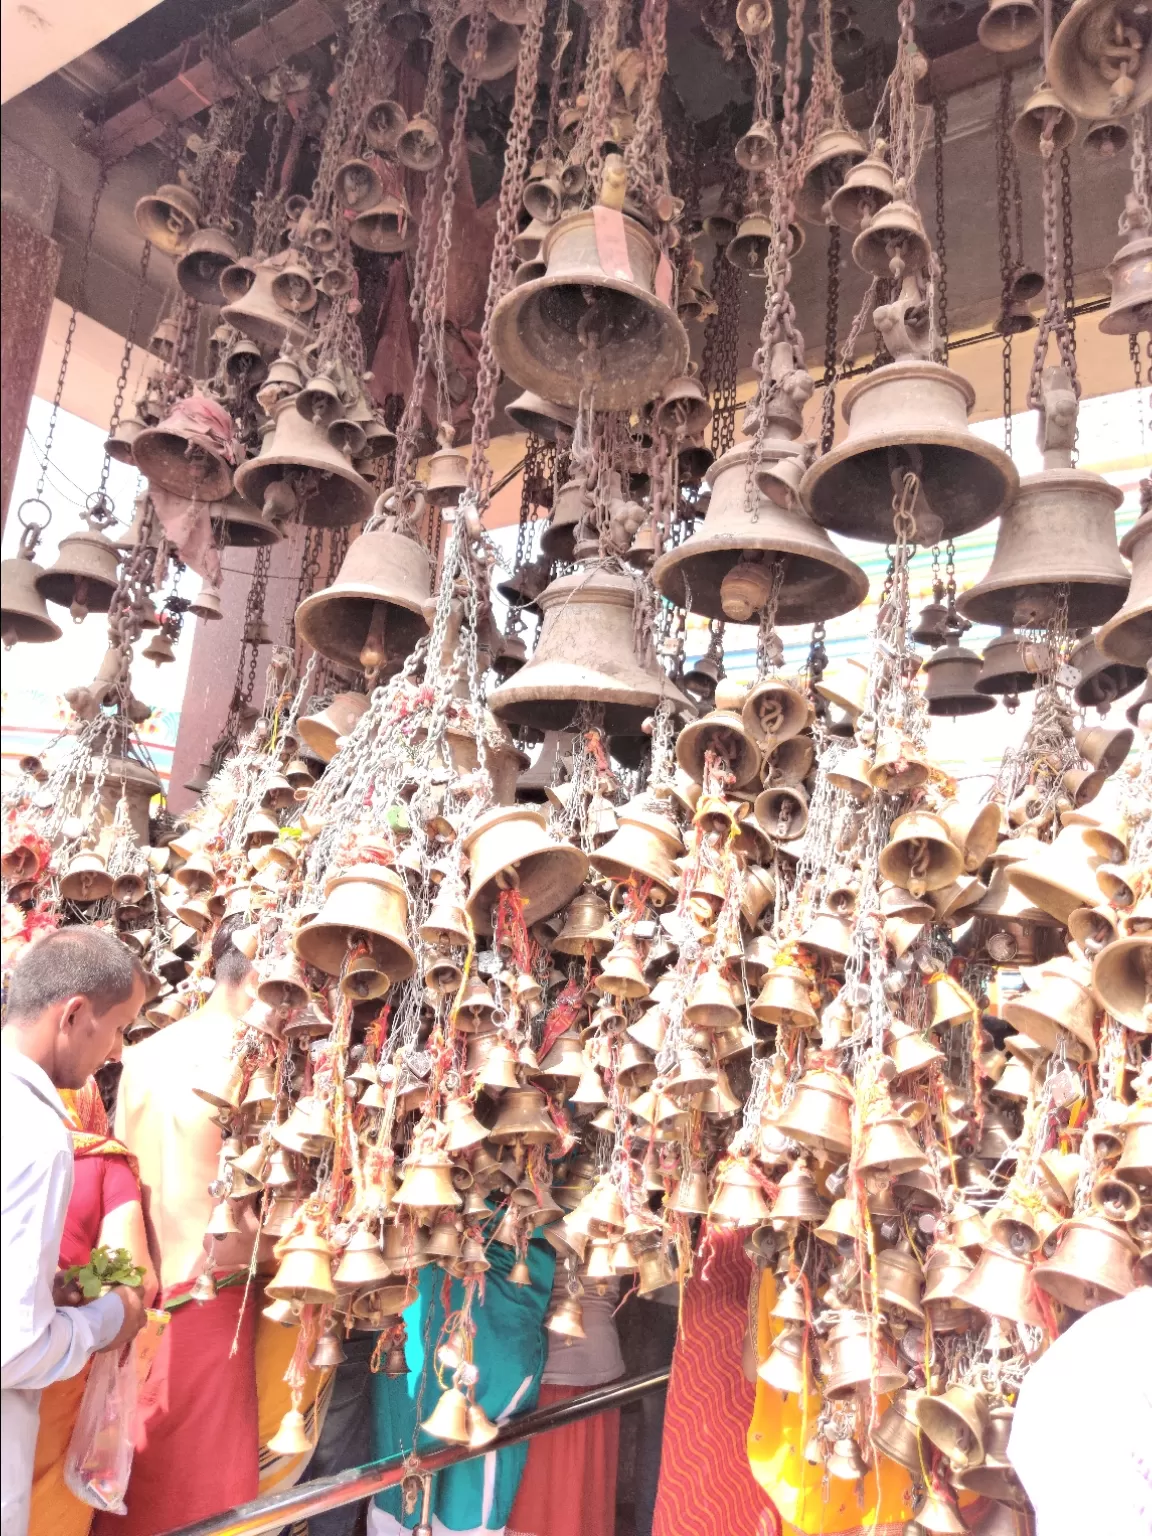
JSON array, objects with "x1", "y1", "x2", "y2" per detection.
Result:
[{"x1": 82, "y1": 0, "x2": 341, "y2": 163}]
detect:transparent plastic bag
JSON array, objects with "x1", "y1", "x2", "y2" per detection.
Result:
[{"x1": 63, "y1": 1340, "x2": 138, "y2": 1513}]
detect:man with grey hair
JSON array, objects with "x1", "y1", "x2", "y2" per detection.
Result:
[{"x1": 1, "y1": 926, "x2": 148, "y2": 1536}]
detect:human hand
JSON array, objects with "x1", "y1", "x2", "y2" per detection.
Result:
[
  {"x1": 102, "y1": 1284, "x2": 147, "y2": 1352},
  {"x1": 53, "y1": 1270, "x2": 85, "y2": 1308}
]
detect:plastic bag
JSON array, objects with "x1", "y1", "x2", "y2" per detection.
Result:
[{"x1": 64, "y1": 1339, "x2": 138, "y2": 1513}]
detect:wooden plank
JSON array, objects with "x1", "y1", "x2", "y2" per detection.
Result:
[
  {"x1": 84, "y1": 0, "x2": 341, "y2": 163},
  {"x1": 920, "y1": 37, "x2": 1039, "y2": 101}
]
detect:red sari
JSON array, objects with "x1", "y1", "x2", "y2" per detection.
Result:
[{"x1": 652, "y1": 1231, "x2": 781, "y2": 1536}]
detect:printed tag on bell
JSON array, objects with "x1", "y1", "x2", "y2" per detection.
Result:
[
  {"x1": 654, "y1": 252, "x2": 674, "y2": 307},
  {"x1": 592, "y1": 204, "x2": 633, "y2": 282},
  {"x1": 1055, "y1": 662, "x2": 1080, "y2": 690},
  {"x1": 1047, "y1": 1065, "x2": 1081, "y2": 1109}
]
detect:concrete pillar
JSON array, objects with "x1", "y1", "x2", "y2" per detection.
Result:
[{"x1": 1, "y1": 140, "x2": 62, "y2": 530}]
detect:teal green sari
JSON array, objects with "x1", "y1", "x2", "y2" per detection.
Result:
[{"x1": 370, "y1": 1227, "x2": 555, "y2": 1532}]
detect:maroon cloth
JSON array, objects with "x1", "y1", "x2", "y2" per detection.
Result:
[
  {"x1": 91, "y1": 1285, "x2": 259, "y2": 1536},
  {"x1": 507, "y1": 1383, "x2": 620, "y2": 1536},
  {"x1": 59, "y1": 1155, "x2": 139, "y2": 1269}
]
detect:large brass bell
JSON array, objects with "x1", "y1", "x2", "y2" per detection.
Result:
[
  {"x1": 1001, "y1": 956, "x2": 1098, "y2": 1061},
  {"x1": 176, "y1": 225, "x2": 239, "y2": 305},
  {"x1": 652, "y1": 440, "x2": 868, "y2": 624},
  {"x1": 134, "y1": 182, "x2": 200, "y2": 254},
  {"x1": 1033, "y1": 1213, "x2": 1138, "y2": 1310},
  {"x1": 505, "y1": 391, "x2": 576, "y2": 442},
  {"x1": 297, "y1": 690, "x2": 369, "y2": 761},
  {"x1": 36, "y1": 511, "x2": 122, "y2": 619},
  {"x1": 974, "y1": 629, "x2": 1046, "y2": 703},
  {"x1": 489, "y1": 564, "x2": 691, "y2": 735},
  {"x1": 294, "y1": 524, "x2": 430, "y2": 672},
  {"x1": 1006, "y1": 826, "x2": 1106, "y2": 925},
  {"x1": 953, "y1": 1243, "x2": 1044, "y2": 1328},
  {"x1": 334, "y1": 157, "x2": 384, "y2": 212},
  {"x1": 1048, "y1": 0, "x2": 1152, "y2": 119},
  {"x1": 1011, "y1": 84, "x2": 1078, "y2": 156},
  {"x1": 977, "y1": 0, "x2": 1042, "y2": 51},
  {"x1": 2, "y1": 538, "x2": 62, "y2": 647},
  {"x1": 1100, "y1": 198, "x2": 1152, "y2": 336},
  {"x1": 134, "y1": 397, "x2": 236, "y2": 503},
  {"x1": 1097, "y1": 509, "x2": 1152, "y2": 668},
  {"x1": 959, "y1": 390, "x2": 1128, "y2": 631},
  {"x1": 795, "y1": 126, "x2": 866, "y2": 224},
  {"x1": 822, "y1": 1311, "x2": 906, "y2": 1398},
  {"x1": 489, "y1": 167, "x2": 689, "y2": 410},
  {"x1": 799, "y1": 356, "x2": 1017, "y2": 544},
  {"x1": 879, "y1": 811, "x2": 964, "y2": 897},
  {"x1": 350, "y1": 191, "x2": 411, "y2": 254},
  {"x1": 220, "y1": 251, "x2": 313, "y2": 351},
  {"x1": 235, "y1": 396, "x2": 373, "y2": 528},
  {"x1": 916, "y1": 1386, "x2": 990, "y2": 1472},
  {"x1": 463, "y1": 805, "x2": 588, "y2": 935},
  {"x1": 1091, "y1": 933, "x2": 1152, "y2": 1031},
  {"x1": 294, "y1": 863, "x2": 415, "y2": 984}
]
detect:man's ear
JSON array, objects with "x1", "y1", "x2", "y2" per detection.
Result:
[{"x1": 57, "y1": 996, "x2": 88, "y2": 1033}]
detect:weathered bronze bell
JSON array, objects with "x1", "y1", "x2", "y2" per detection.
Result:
[
  {"x1": 870, "y1": 1389, "x2": 925, "y2": 1470},
  {"x1": 1049, "y1": 0, "x2": 1152, "y2": 120},
  {"x1": 1011, "y1": 83, "x2": 1078, "y2": 156},
  {"x1": 176, "y1": 225, "x2": 239, "y2": 304},
  {"x1": 489, "y1": 180, "x2": 689, "y2": 409},
  {"x1": 653, "y1": 440, "x2": 867, "y2": 624},
  {"x1": 295, "y1": 525, "x2": 430, "y2": 673},
  {"x1": 1034, "y1": 1212, "x2": 1138, "y2": 1311},
  {"x1": 959, "y1": 408, "x2": 1129, "y2": 630},
  {"x1": 857, "y1": 1111, "x2": 928, "y2": 1176},
  {"x1": 924, "y1": 639, "x2": 995, "y2": 716},
  {"x1": 489, "y1": 564, "x2": 690, "y2": 735},
  {"x1": 463, "y1": 804, "x2": 587, "y2": 935},
  {"x1": 734, "y1": 119, "x2": 775, "y2": 173},
  {"x1": 235, "y1": 396, "x2": 373, "y2": 528},
  {"x1": 207, "y1": 489, "x2": 284, "y2": 548},
  {"x1": 758, "y1": 1323, "x2": 812, "y2": 1394},
  {"x1": 2, "y1": 546, "x2": 63, "y2": 647},
  {"x1": 709, "y1": 1160, "x2": 773, "y2": 1228},
  {"x1": 796, "y1": 126, "x2": 866, "y2": 223},
  {"x1": 977, "y1": 0, "x2": 1041, "y2": 50},
  {"x1": 60, "y1": 851, "x2": 114, "y2": 903},
  {"x1": 1091, "y1": 933, "x2": 1152, "y2": 1032},
  {"x1": 822, "y1": 1311, "x2": 906, "y2": 1398},
  {"x1": 447, "y1": 10, "x2": 521, "y2": 78},
  {"x1": 1002, "y1": 956, "x2": 1098, "y2": 1061},
  {"x1": 879, "y1": 811, "x2": 964, "y2": 897},
  {"x1": 488, "y1": 1087, "x2": 556, "y2": 1145},
  {"x1": 505, "y1": 391, "x2": 575, "y2": 442},
  {"x1": 363, "y1": 97, "x2": 407, "y2": 152},
  {"x1": 1097, "y1": 510, "x2": 1151, "y2": 668},
  {"x1": 135, "y1": 182, "x2": 200, "y2": 254},
  {"x1": 769, "y1": 1162, "x2": 829, "y2": 1226},
  {"x1": 800, "y1": 355, "x2": 1017, "y2": 543},
  {"x1": 296, "y1": 691, "x2": 369, "y2": 761},
  {"x1": 552, "y1": 889, "x2": 614, "y2": 954},
  {"x1": 220, "y1": 251, "x2": 313, "y2": 350},
  {"x1": 294, "y1": 863, "x2": 415, "y2": 984},
  {"x1": 1006, "y1": 826, "x2": 1106, "y2": 925},
  {"x1": 751, "y1": 966, "x2": 819, "y2": 1031},
  {"x1": 828, "y1": 148, "x2": 895, "y2": 231},
  {"x1": 36, "y1": 514, "x2": 122, "y2": 619}
]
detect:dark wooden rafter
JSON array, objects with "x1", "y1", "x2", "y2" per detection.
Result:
[{"x1": 81, "y1": 0, "x2": 342, "y2": 163}]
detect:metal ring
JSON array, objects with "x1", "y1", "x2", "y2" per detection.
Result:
[{"x1": 16, "y1": 496, "x2": 52, "y2": 531}]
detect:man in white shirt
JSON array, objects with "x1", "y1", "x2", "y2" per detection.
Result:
[
  {"x1": 1, "y1": 926, "x2": 149, "y2": 1536},
  {"x1": 1008, "y1": 1285, "x2": 1152, "y2": 1536}
]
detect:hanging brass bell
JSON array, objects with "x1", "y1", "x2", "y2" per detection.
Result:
[
  {"x1": 912, "y1": 1482, "x2": 968, "y2": 1536},
  {"x1": 294, "y1": 863, "x2": 415, "y2": 983},
  {"x1": 350, "y1": 190, "x2": 411, "y2": 254},
  {"x1": 267, "y1": 1221, "x2": 337, "y2": 1305},
  {"x1": 463, "y1": 804, "x2": 587, "y2": 935},
  {"x1": 828, "y1": 148, "x2": 894, "y2": 232},
  {"x1": 363, "y1": 97, "x2": 408, "y2": 152},
  {"x1": 489, "y1": 564, "x2": 691, "y2": 736},
  {"x1": 334, "y1": 157, "x2": 384, "y2": 212},
  {"x1": 60, "y1": 851, "x2": 114, "y2": 903},
  {"x1": 489, "y1": 171, "x2": 689, "y2": 409},
  {"x1": 488, "y1": 1087, "x2": 557, "y2": 1145},
  {"x1": 333, "y1": 1226, "x2": 392, "y2": 1291},
  {"x1": 295, "y1": 525, "x2": 430, "y2": 672},
  {"x1": 709, "y1": 1160, "x2": 772, "y2": 1228},
  {"x1": 851, "y1": 198, "x2": 932, "y2": 278},
  {"x1": 954, "y1": 1242, "x2": 1044, "y2": 1328},
  {"x1": 2, "y1": 544, "x2": 63, "y2": 648},
  {"x1": 857, "y1": 1111, "x2": 928, "y2": 1176},
  {"x1": 267, "y1": 1408, "x2": 313, "y2": 1456},
  {"x1": 421, "y1": 1385, "x2": 471, "y2": 1445},
  {"x1": 1033, "y1": 1212, "x2": 1138, "y2": 1311},
  {"x1": 1006, "y1": 826, "x2": 1106, "y2": 925},
  {"x1": 207, "y1": 489, "x2": 284, "y2": 548},
  {"x1": 751, "y1": 968, "x2": 819, "y2": 1031},
  {"x1": 870, "y1": 1389, "x2": 925, "y2": 1470},
  {"x1": 220, "y1": 251, "x2": 313, "y2": 351},
  {"x1": 1091, "y1": 933, "x2": 1152, "y2": 1032},
  {"x1": 1097, "y1": 509, "x2": 1152, "y2": 667},
  {"x1": 447, "y1": 11, "x2": 521, "y2": 78},
  {"x1": 505, "y1": 391, "x2": 576, "y2": 442},
  {"x1": 769, "y1": 1162, "x2": 829, "y2": 1226},
  {"x1": 235, "y1": 396, "x2": 373, "y2": 529},
  {"x1": 176, "y1": 225, "x2": 239, "y2": 304},
  {"x1": 552, "y1": 889, "x2": 615, "y2": 954},
  {"x1": 1048, "y1": 0, "x2": 1152, "y2": 120},
  {"x1": 725, "y1": 208, "x2": 773, "y2": 274},
  {"x1": 1002, "y1": 956, "x2": 1098, "y2": 1061},
  {"x1": 135, "y1": 182, "x2": 200, "y2": 254},
  {"x1": 1011, "y1": 84, "x2": 1078, "y2": 156},
  {"x1": 916, "y1": 1386, "x2": 991, "y2": 1472},
  {"x1": 758, "y1": 1323, "x2": 812, "y2": 1394},
  {"x1": 879, "y1": 811, "x2": 964, "y2": 897},
  {"x1": 734, "y1": 119, "x2": 775, "y2": 173},
  {"x1": 1072, "y1": 635, "x2": 1144, "y2": 711},
  {"x1": 924, "y1": 637, "x2": 996, "y2": 716},
  {"x1": 36, "y1": 514, "x2": 122, "y2": 619},
  {"x1": 822, "y1": 1311, "x2": 906, "y2": 1398},
  {"x1": 977, "y1": 0, "x2": 1042, "y2": 51},
  {"x1": 795, "y1": 126, "x2": 866, "y2": 224},
  {"x1": 424, "y1": 427, "x2": 470, "y2": 507},
  {"x1": 143, "y1": 629, "x2": 176, "y2": 666},
  {"x1": 394, "y1": 1149, "x2": 464, "y2": 1213}
]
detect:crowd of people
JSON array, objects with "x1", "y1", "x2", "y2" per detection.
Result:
[{"x1": 3, "y1": 926, "x2": 1148, "y2": 1536}]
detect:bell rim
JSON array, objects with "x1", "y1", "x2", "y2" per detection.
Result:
[
  {"x1": 1048, "y1": 0, "x2": 1152, "y2": 122},
  {"x1": 489, "y1": 267, "x2": 690, "y2": 411},
  {"x1": 651, "y1": 527, "x2": 869, "y2": 624}
]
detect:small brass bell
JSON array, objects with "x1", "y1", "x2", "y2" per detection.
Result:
[
  {"x1": 1011, "y1": 84, "x2": 1077, "y2": 157},
  {"x1": 36, "y1": 511, "x2": 122, "y2": 620},
  {"x1": 976, "y1": 0, "x2": 1041, "y2": 52},
  {"x1": 828, "y1": 148, "x2": 894, "y2": 232},
  {"x1": 175, "y1": 225, "x2": 238, "y2": 304},
  {"x1": 267, "y1": 1407, "x2": 313, "y2": 1456},
  {"x1": 2, "y1": 543, "x2": 63, "y2": 648},
  {"x1": 421, "y1": 1386, "x2": 471, "y2": 1445},
  {"x1": 135, "y1": 182, "x2": 200, "y2": 254},
  {"x1": 396, "y1": 113, "x2": 443, "y2": 171},
  {"x1": 924, "y1": 626, "x2": 996, "y2": 717},
  {"x1": 363, "y1": 98, "x2": 408, "y2": 152},
  {"x1": 294, "y1": 525, "x2": 430, "y2": 673},
  {"x1": 795, "y1": 126, "x2": 866, "y2": 224},
  {"x1": 446, "y1": 10, "x2": 521, "y2": 78}
]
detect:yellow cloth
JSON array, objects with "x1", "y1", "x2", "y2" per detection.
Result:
[
  {"x1": 747, "y1": 1273, "x2": 914, "y2": 1536},
  {"x1": 255, "y1": 1312, "x2": 332, "y2": 1498},
  {"x1": 29, "y1": 1367, "x2": 94, "y2": 1536}
]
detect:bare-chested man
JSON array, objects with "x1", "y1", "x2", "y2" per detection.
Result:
[{"x1": 93, "y1": 916, "x2": 261, "y2": 1536}]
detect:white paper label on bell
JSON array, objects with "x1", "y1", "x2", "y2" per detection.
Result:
[
  {"x1": 1047, "y1": 1066, "x2": 1081, "y2": 1108},
  {"x1": 632, "y1": 919, "x2": 657, "y2": 939},
  {"x1": 1054, "y1": 663, "x2": 1080, "y2": 689},
  {"x1": 592, "y1": 204, "x2": 634, "y2": 282},
  {"x1": 655, "y1": 252, "x2": 674, "y2": 306}
]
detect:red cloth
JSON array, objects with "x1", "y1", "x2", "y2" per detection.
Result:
[
  {"x1": 91, "y1": 1284, "x2": 259, "y2": 1536},
  {"x1": 506, "y1": 1383, "x2": 620, "y2": 1536},
  {"x1": 652, "y1": 1231, "x2": 781, "y2": 1536},
  {"x1": 58, "y1": 1155, "x2": 139, "y2": 1269}
]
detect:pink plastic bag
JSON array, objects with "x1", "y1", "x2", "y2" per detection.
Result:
[{"x1": 64, "y1": 1341, "x2": 138, "y2": 1513}]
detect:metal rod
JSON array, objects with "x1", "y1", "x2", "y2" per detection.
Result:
[{"x1": 159, "y1": 1368, "x2": 671, "y2": 1536}]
